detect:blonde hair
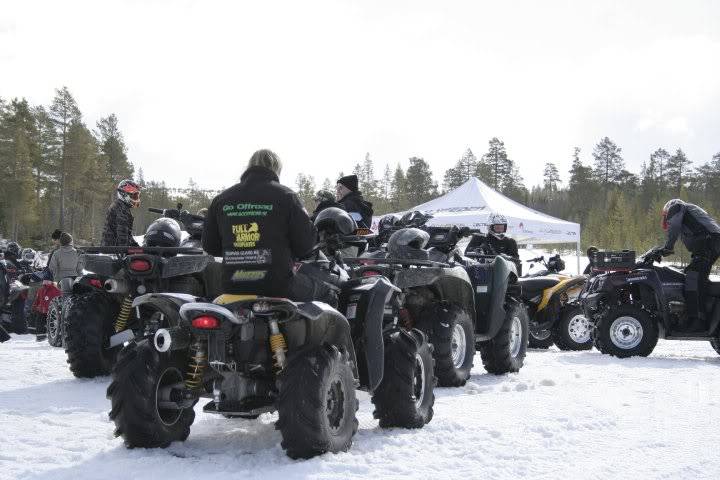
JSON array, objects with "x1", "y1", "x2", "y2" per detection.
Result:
[{"x1": 247, "y1": 149, "x2": 282, "y2": 175}]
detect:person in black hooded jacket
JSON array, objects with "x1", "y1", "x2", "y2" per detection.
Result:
[
  {"x1": 203, "y1": 149, "x2": 322, "y2": 300},
  {"x1": 335, "y1": 174, "x2": 373, "y2": 229}
]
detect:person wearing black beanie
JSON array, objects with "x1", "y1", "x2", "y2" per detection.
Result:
[{"x1": 335, "y1": 174, "x2": 373, "y2": 228}]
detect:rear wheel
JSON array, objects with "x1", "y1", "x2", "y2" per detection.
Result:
[
  {"x1": 593, "y1": 304, "x2": 658, "y2": 358},
  {"x1": 46, "y1": 298, "x2": 63, "y2": 347},
  {"x1": 372, "y1": 329, "x2": 435, "y2": 428},
  {"x1": 276, "y1": 345, "x2": 358, "y2": 459},
  {"x1": 552, "y1": 304, "x2": 593, "y2": 351},
  {"x1": 107, "y1": 340, "x2": 196, "y2": 448},
  {"x1": 528, "y1": 329, "x2": 554, "y2": 349},
  {"x1": 478, "y1": 301, "x2": 529, "y2": 374},
  {"x1": 64, "y1": 292, "x2": 119, "y2": 378},
  {"x1": 418, "y1": 303, "x2": 474, "y2": 387}
]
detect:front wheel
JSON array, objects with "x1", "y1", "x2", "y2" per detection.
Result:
[
  {"x1": 107, "y1": 340, "x2": 197, "y2": 448},
  {"x1": 478, "y1": 301, "x2": 529, "y2": 374},
  {"x1": 276, "y1": 345, "x2": 358, "y2": 459},
  {"x1": 552, "y1": 304, "x2": 593, "y2": 351},
  {"x1": 418, "y1": 303, "x2": 474, "y2": 387},
  {"x1": 593, "y1": 305, "x2": 658, "y2": 358},
  {"x1": 372, "y1": 329, "x2": 435, "y2": 428}
]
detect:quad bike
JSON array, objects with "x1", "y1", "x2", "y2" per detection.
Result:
[
  {"x1": 25, "y1": 280, "x2": 61, "y2": 339},
  {"x1": 580, "y1": 248, "x2": 720, "y2": 358},
  {"x1": 518, "y1": 255, "x2": 591, "y2": 351},
  {"x1": 63, "y1": 206, "x2": 221, "y2": 378},
  {"x1": 360, "y1": 223, "x2": 529, "y2": 386},
  {"x1": 0, "y1": 259, "x2": 29, "y2": 339},
  {"x1": 109, "y1": 245, "x2": 434, "y2": 459},
  {"x1": 303, "y1": 227, "x2": 435, "y2": 426}
]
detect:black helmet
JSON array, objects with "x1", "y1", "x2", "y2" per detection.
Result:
[
  {"x1": 547, "y1": 254, "x2": 565, "y2": 272},
  {"x1": 378, "y1": 214, "x2": 401, "y2": 232},
  {"x1": 400, "y1": 210, "x2": 431, "y2": 228},
  {"x1": 387, "y1": 228, "x2": 430, "y2": 260},
  {"x1": 143, "y1": 218, "x2": 182, "y2": 247},
  {"x1": 314, "y1": 207, "x2": 357, "y2": 236},
  {"x1": 6, "y1": 242, "x2": 21, "y2": 257}
]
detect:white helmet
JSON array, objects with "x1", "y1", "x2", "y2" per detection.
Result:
[
  {"x1": 661, "y1": 199, "x2": 684, "y2": 231},
  {"x1": 488, "y1": 213, "x2": 508, "y2": 238}
]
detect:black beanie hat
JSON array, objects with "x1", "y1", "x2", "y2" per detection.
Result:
[
  {"x1": 51, "y1": 229, "x2": 62, "y2": 240},
  {"x1": 337, "y1": 174, "x2": 358, "y2": 192}
]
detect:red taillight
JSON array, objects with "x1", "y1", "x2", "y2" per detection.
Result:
[
  {"x1": 362, "y1": 270, "x2": 381, "y2": 277},
  {"x1": 192, "y1": 315, "x2": 220, "y2": 329},
  {"x1": 129, "y1": 259, "x2": 152, "y2": 272},
  {"x1": 89, "y1": 279, "x2": 103, "y2": 289}
]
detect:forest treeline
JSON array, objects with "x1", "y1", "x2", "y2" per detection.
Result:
[{"x1": 2, "y1": 88, "x2": 719, "y2": 265}]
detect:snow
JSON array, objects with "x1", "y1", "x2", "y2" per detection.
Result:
[{"x1": 2, "y1": 335, "x2": 719, "y2": 480}]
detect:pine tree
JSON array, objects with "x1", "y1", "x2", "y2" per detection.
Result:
[
  {"x1": 391, "y1": 163, "x2": 407, "y2": 211},
  {"x1": 592, "y1": 136, "x2": 624, "y2": 187},
  {"x1": 295, "y1": 173, "x2": 316, "y2": 212},
  {"x1": 543, "y1": 162, "x2": 561, "y2": 192},
  {"x1": 477, "y1": 137, "x2": 511, "y2": 189},
  {"x1": 665, "y1": 148, "x2": 692, "y2": 196},
  {"x1": 443, "y1": 148, "x2": 478, "y2": 191},
  {"x1": 405, "y1": 157, "x2": 437, "y2": 206},
  {"x1": 49, "y1": 87, "x2": 82, "y2": 229},
  {"x1": 649, "y1": 148, "x2": 670, "y2": 190},
  {"x1": 96, "y1": 114, "x2": 133, "y2": 185}
]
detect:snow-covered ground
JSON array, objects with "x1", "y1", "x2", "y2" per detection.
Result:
[{"x1": 2, "y1": 335, "x2": 719, "y2": 480}]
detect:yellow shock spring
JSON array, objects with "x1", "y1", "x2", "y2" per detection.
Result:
[
  {"x1": 114, "y1": 296, "x2": 133, "y2": 332},
  {"x1": 185, "y1": 339, "x2": 207, "y2": 390},
  {"x1": 268, "y1": 318, "x2": 288, "y2": 369}
]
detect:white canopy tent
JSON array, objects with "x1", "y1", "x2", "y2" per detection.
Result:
[{"x1": 374, "y1": 177, "x2": 582, "y2": 271}]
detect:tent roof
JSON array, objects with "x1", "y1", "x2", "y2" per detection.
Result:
[{"x1": 410, "y1": 177, "x2": 580, "y2": 244}]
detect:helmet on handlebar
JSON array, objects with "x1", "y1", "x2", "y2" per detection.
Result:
[
  {"x1": 400, "y1": 210, "x2": 432, "y2": 228},
  {"x1": 387, "y1": 228, "x2": 430, "y2": 260},
  {"x1": 6, "y1": 242, "x2": 21, "y2": 258},
  {"x1": 143, "y1": 218, "x2": 182, "y2": 248},
  {"x1": 547, "y1": 254, "x2": 565, "y2": 273},
  {"x1": 661, "y1": 198, "x2": 684, "y2": 231},
  {"x1": 488, "y1": 213, "x2": 508, "y2": 238},
  {"x1": 378, "y1": 214, "x2": 401, "y2": 233},
  {"x1": 314, "y1": 207, "x2": 357, "y2": 236}
]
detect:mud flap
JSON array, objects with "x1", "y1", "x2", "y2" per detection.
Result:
[{"x1": 360, "y1": 278, "x2": 399, "y2": 391}]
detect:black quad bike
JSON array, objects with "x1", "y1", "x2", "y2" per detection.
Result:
[
  {"x1": 0, "y1": 259, "x2": 30, "y2": 340},
  {"x1": 580, "y1": 248, "x2": 720, "y2": 358},
  {"x1": 108, "y1": 247, "x2": 434, "y2": 459},
  {"x1": 518, "y1": 256, "x2": 591, "y2": 351},
  {"x1": 361, "y1": 224, "x2": 529, "y2": 387},
  {"x1": 63, "y1": 206, "x2": 220, "y2": 378}
]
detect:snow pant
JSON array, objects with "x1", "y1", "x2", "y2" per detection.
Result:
[
  {"x1": 11, "y1": 297, "x2": 27, "y2": 334},
  {"x1": 685, "y1": 239, "x2": 720, "y2": 320}
]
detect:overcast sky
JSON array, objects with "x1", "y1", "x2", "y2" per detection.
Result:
[{"x1": 2, "y1": 0, "x2": 719, "y2": 192}]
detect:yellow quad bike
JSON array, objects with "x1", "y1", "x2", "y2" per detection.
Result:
[{"x1": 519, "y1": 256, "x2": 591, "y2": 350}]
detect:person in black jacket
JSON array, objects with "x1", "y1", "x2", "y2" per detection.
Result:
[
  {"x1": 203, "y1": 149, "x2": 322, "y2": 300},
  {"x1": 335, "y1": 174, "x2": 373, "y2": 228},
  {"x1": 465, "y1": 213, "x2": 521, "y2": 274},
  {"x1": 102, "y1": 180, "x2": 141, "y2": 247},
  {"x1": 660, "y1": 199, "x2": 720, "y2": 328}
]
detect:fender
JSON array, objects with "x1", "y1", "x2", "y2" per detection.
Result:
[
  {"x1": 341, "y1": 276, "x2": 399, "y2": 391},
  {"x1": 476, "y1": 255, "x2": 516, "y2": 340},
  {"x1": 537, "y1": 276, "x2": 587, "y2": 312},
  {"x1": 71, "y1": 274, "x2": 107, "y2": 295},
  {"x1": 133, "y1": 292, "x2": 203, "y2": 327}
]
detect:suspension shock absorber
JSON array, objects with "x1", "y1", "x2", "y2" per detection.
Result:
[
  {"x1": 268, "y1": 318, "x2": 287, "y2": 370},
  {"x1": 114, "y1": 295, "x2": 133, "y2": 332},
  {"x1": 185, "y1": 337, "x2": 207, "y2": 390}
]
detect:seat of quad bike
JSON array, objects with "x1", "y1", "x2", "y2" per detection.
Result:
[{"x1": 518, "y1": 276, "x2": 560, "y2": 298}]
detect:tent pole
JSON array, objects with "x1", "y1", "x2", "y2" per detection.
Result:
[{"x1": 576, "y1": 240, "x2": 581, "y2": 274}]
